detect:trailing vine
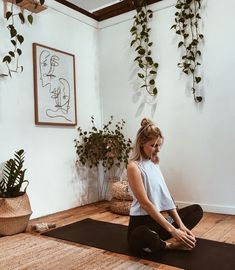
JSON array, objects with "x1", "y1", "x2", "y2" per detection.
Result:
[
  {"x1": 130, "y1": 0, "x2": 159, "y2": 96},
  {"x1": 3, "y1": 0, "x2": 45, "y2": 77},
  {"x1": 171, "y1": 0, "x2": 203, "y2": 103}
]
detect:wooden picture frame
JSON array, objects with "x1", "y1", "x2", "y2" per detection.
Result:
[{"x1": 33, "y1": 43, "x2": 77, "y2": 126}]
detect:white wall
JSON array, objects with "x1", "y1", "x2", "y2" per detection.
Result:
[
  {"x1": 99, "y1": 0, "x2": 235, "y2": 214},
  {"x1": 1, "y1": 0, "x2": 234, "y2": 217},
  {"x1": 0, "y1": 0, "x2": 102, "y2": 218}
]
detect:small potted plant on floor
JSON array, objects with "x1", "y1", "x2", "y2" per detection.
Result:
[
  {"x1": 75, "y1": 116, "x2": 132, "y2": 201},
  {"x1": 0, "y1": 149, "x2": 32, "y2": 236}
]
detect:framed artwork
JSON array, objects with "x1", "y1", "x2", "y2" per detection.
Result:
[{"x1": 33, "y1": 43, "x2": 77, "y2": 126}]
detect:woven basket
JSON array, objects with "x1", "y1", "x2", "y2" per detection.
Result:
[
  {"x1": 0, "y1": 193, "x2": 32, "y2": 236},
  {"x1": 110, "y1": 198, "x2": 132, "y2": 215},
  {"x1": 110, "y1": 181, "x2": 133, "y2": 201}
]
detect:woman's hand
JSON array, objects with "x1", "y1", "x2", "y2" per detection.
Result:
[
  {"x1": 179, "y1": 224, "x2": 196, "y2": 240},
  {"x1": 171, "y1": 228, "x2": 196, "y2": 249}
]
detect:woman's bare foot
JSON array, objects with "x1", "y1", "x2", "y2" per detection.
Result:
[{"x1": 165, "y1": 239, "x2": 192, "y2": 250}]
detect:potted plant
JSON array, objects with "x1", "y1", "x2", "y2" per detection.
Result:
[
  {"x1": 75, "y1": 116, "x2": 132, "y2": 200},
  {"x1": 0, "y1": 149, "x2": 32, "y2": 236}
]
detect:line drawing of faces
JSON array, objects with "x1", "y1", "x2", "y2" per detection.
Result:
[
  {"x1": 39, "y1": 50, "x2": 72, "y2": 122},
  {"x1": 46, "y1": 78, "x2": 71, "y2": 121}
]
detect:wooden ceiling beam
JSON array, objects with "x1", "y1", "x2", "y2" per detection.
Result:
[
  {"x1": 54, "y1": 0, "x2": 97, "y2": 20},
  {"x1": 55, "y1": 0, "x2": 162, "y2": 22},
  {"x1": 94, "y1": 0, "x2": 162, "y2": 21}
]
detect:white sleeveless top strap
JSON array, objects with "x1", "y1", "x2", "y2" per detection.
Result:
[{"x1": 130, "y1": 159, "x2": 176, "y2": 216}]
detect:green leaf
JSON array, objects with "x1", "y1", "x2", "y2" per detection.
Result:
[
  {"x1": 18, "y1": 13, "x2": 25, "y2": 24},
  {"x1": 17, "y1": 49, "x2": 22, "y2": 56},
  {"x1": 149, "y1": 79, "x2": 155, "y2": 85},
  {"x1": 178, "y1": 41, "x2": 184, "y2": 48},
  {"x1": 28, "y1": 14, "x2": 33, "y2": 24},
  {"x1": 10, "y1": 28, "x2": 17, "y2": 38},
  {"x1": 130, "y1": 40, "x2": 136, "y2": 47},
  {"x1": 130, "y1": 26, "x2": 137, "y2": 32},
  {"x1": 138, "y1": 73, "x2": 144, "y2": 79},
  {"x1": 11, "y1": 40, "x2": 16, "y2": 46},
  {"x1": 17, "y1": 35, "x2": 24, "y2": 44},
  {"x1": 150, "y1": 70, "x2": 157, "y2": 74},
  {"x1": 145, "y1": 56, "x2": 153, "y2": 64},
  {"x1": 40, "y1": 0, "x2": 45, "y2": 5},
  {"x1": 152, "y1": 87, "x2": 157, "y2": 95},
  {"x1": 195, "y1": 77, "x2": 201, "y2": 83},
  {"x1": 9, "y1": 51, "x2": 15, "y2": 58},
  {"x1": 197, "y1": 50, "x2": 201, "y2": 56},
  {"x1": 6, "y1": 11, "x2": 12, "y2": 20},
  {"x1": 199, "y1": 34, "x2": 204, "y2": 39},
  {"x1": 138, "y1": 48, "x2": 145, "y2": 55},
  {"x1": 196, "y1": 96, "x2": 203, "y2": 102},
  {"x1": 3, "y1": 56, "x2": 11, "y2": 64}
]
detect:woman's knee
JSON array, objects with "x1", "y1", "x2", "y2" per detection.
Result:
[
  {"x1": 192, "y1": 204, "x2": 203, "y2": 219},
  {"x1": 128, "y1": 225, "x2": 165, "y2": 254}
]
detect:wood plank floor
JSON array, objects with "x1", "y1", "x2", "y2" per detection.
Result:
[{"x1": 1, "y1": 201, "x2": 235, "y2": 270}]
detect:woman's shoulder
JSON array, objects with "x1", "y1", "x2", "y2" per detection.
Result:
[
  {"x1": 128, "y1": 160, "x2": 138, "y2": 169},
  {"x1": 127, "y1": 160, "x2": 140, "y2": 173}
]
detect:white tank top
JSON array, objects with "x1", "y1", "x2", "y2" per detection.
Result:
[{"x1": 130, "y1": 159, "x2": 176, "y2": 215}]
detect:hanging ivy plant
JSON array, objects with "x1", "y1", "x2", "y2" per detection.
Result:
[
  {"x1": 3, "y1": 0, "x2": 45, "y2": 77},
  {"x1": 171, "y1": 0, "x2": 203, "y2": 103},
  {"x1": 130, "y1": 0, "x2": 159, "y2": 96}
]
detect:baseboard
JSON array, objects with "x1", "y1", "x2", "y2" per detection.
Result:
[{"x1": 175, "y1": 201, "x2": 235, "y2": 215}]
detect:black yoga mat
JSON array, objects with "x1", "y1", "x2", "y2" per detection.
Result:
[{"x1": 43, "y1": 218, "x2": 235, "y2": 270}]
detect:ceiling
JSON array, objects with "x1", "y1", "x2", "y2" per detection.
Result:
[
  {"x1": 66, "y1": 0, "x2": 122, "y2": 12},
  {"x1": 55, "y1": 0, "x2": 161, "y2": 21}
]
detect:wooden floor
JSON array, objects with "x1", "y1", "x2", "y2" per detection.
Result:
[{"x1": 2, "y1": 201, "x2": 235, "y2": 269}]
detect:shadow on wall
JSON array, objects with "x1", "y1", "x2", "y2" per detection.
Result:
[
  {"x1": 71, "y1": 161, "x2": 106, "y2": 205},
  {"x1": 129, "y1": 65, "x2": 158, "y2": 117}
]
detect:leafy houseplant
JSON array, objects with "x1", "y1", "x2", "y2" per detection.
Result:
[
  {"x1": 0, "y1": 149, "x2": 32, "y2": 236},
  {"x1": 171, "y1": 0, "x2": 203, "y2": 103},
  {"x1": 75, "y1": 116, "x2": 132, "y2": 173},
  {"x1": 0, "y1": 149, "x2": 29, "y2": 198},
  {"x1": 3, "y1": 0, "x2": 46, "y2": 77},
  {"x1": 130, "y1": 0, "x2": 159, "y2": 97}
]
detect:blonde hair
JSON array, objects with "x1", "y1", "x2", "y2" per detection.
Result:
[{"x1": 130, "y1": 118, "x2": 163, "y2": 162}]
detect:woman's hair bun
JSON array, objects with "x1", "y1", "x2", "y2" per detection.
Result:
[{"x1": 141, "y1": 118, "x2": 152, "y2": 127}]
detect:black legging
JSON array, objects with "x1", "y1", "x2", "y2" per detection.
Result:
[{"x1": 127, "y1": 204, "x2": 203, "y2": 255}]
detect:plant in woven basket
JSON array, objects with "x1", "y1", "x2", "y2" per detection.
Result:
[
  {"x1": 0, "y1": 149, "x2": 29, "y2": 198},
  {"x1": 75, "y1": 116, "x2": 132, "y2": 173}
]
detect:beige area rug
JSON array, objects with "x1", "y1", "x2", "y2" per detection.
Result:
[{"x1": 0, "y1": 233, "x2": 158, "y2": 270}]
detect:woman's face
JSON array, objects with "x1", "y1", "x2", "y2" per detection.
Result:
[{"x1": 142, "y1": 136, "x2": 162, "y2": 160}]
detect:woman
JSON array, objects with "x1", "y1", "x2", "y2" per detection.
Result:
[{"x1": 127, "y1": 118, "x2": 203, "y2": 255}]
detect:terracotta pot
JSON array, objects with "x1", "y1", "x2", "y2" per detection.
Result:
[{"x1": 0, "y1": 193, "x2": 32, "y2": 236}]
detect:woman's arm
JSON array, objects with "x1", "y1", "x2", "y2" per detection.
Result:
[
  {"x1": 167, "y1": 209, "x2": 195, "y2": 238},
  {"x1": 128, "y1": 162, "x2": 195, "y2": 248}
]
